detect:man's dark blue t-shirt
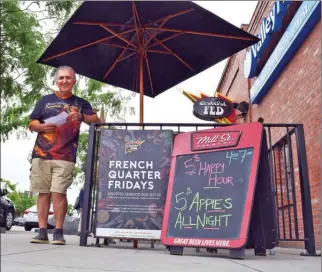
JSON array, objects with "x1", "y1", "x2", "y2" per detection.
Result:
[{"x1": 29, "y1": 92, "x2": 95, "y2": 163}]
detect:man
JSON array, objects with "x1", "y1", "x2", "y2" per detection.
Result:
[{"x1": 29, "y1": 66, "x2": 100, "y2": 245}]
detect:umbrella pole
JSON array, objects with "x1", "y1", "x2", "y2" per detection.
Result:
[{"x1": 139, "y1": 51, "x2": 144, "y2": 124}]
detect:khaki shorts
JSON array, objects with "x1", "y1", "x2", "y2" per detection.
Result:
[{"x1": 30, "y1": 158, "x2": 75, "y2": 194}]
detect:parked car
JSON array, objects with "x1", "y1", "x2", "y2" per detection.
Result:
[
  {"x1": 23, "y1": 204, "x2": 55, "y2": 231},
  {"x1": 0, "y1": 188, "x2": 16, "y2": 230},
  {"x1": 13, "y1": 217, "x2": 24, "y2": 226}
]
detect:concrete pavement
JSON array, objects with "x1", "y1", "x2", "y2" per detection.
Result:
[{"x1": 1, "y1": 227, "x2": 321, "y2": 272}]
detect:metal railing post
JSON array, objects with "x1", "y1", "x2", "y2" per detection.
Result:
[
  {"x1": 80, "y1": 123, "x2": 97, "y2": 246},
  {"x1": 295, "y1": 125, "x2": 317, "y2": 256}
]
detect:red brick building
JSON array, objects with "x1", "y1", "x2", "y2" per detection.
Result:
[{"x1": 216, "y1": 1, "x2": 321, "y2": 249}]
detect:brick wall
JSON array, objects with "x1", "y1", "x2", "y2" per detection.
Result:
[{"x1": 217, "y1": 3, "x2": 321, "y2": 249}]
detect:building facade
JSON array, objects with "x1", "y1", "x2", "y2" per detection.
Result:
[{"x1": 216, "y1": 1, "x2": 321, "y2": 249}]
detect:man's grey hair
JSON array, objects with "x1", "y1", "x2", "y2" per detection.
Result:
[{"x1": 55, "y1": 66, "x2": 76, "y2": 81}]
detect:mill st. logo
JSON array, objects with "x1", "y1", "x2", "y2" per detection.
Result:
[{"x1": 191, "y1": 131, "x2": 241, "y2": 151}]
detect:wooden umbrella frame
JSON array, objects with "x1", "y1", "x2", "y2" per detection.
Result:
[{"x1": 41, "y1": 2, "x2": 254, "y2": 123}]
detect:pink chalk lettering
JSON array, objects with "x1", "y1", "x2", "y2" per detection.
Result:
[
  {"x1": 208, "y1": 173, "x2": 234, "y2": 187},
  {"x1": 199, "y1": 162, "x2": 225, "y2": 176},
  {"x1": 184, "y1": 159, "x2": 196, "y2": 175}
]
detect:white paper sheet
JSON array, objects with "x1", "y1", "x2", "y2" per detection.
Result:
[{"x1": 44, "y1": 111, "x2": 68, "y2": 126}]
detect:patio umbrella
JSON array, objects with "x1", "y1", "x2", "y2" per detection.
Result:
[{"x1": 37, "y1": 1, "x2": 259, "y2": 123}]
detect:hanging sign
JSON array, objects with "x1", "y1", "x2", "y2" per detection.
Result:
[{"x1": 193, "y1": 97, "x2": 234, "y2": 121}]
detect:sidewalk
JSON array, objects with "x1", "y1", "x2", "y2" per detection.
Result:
[{"x1": 1, "y1": 229, "x2": 321, "y2": 272}]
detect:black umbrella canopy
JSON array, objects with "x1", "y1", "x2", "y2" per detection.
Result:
[{"x1": 37, "y1": 1, "x2": 259, "y2": 122}]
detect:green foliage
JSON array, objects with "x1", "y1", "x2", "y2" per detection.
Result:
[
  {"x1": 67, "y1": 204, "x2": 74, "y2": 216},
  {"x1": 1, "y1": 178, "x2": 36, "y2": 216},
  {"x1": 1, "y1": 1, "x2": 135, "y2": 186},
  {"x1": 7, "y1": 191, "x2": 37, "y2": 216},
  {"x1": 1, "y1": 177, "x2": 17, "y2": 192},
  {"x1": 1, "y1": 1, "x2": 47, "y2": 138},
  {"x1": 1, "y1": 1, "x2": 134, "y2": 141},
  {"x1": 72, "y1": 133, "x2": 88, "y2": 185},
  {"x1": 0, "y1": 0, "x2": 79, "y2": 139},
  {"x1": 73, "y1": 79, "x2": 135, "y2": 121}
]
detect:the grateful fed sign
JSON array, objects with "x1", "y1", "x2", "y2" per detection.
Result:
[{"x1": 193, "y1": 97, "x2": 233, "y2": 121}]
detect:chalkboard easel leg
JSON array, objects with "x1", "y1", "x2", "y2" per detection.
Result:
[
  {"x1": 169, "y1": 246, "x2": 183, "y2": 256},
  {"x1": 254, "y1": 247, "x2": 266, "y2": 256},
  {"x1": 229, "y1": 248, "x2": 245, "y2": 259},
  {"x1": 133, "y1": 240, "x2": 138, "y2": 248},
  {"x1": 95, "y1": 238, "x2": 101, "y2": 247}
]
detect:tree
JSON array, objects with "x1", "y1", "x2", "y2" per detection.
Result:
[
  {"x1": 0, "y1": 177, "x2": 17, "y2": 192},
  {"x1": 0, "y1": 1, "x2": 134, "y2": 141},
  {"x1": 0, "y1": 1, "x2": 79, "y2": 139},
  {"x1": 67, "y1": 204, "x2": 74, "y2": 216},
  {"x1": 1, "y1": 1, "x2": 135, "y2": 185},
  {"x1": 1, "y1": 178, "x2": 36, "y2": 216},
  {"x1": 8, "y1": 191, "x2": 37, "y2": 217}
]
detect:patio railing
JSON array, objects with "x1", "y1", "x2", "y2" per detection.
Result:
[{"x1": 79, "y1": 122, "x2": 318, "y2": 256}]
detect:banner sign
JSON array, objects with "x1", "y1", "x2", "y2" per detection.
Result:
[
  {"x1": 243, "y1": 1, "x2": 292, "y2": 78},
  {"x1": 95, "y1": 129, "x2": 173, "y2": 239},
  {"x1": 250, "y1": 1, "x2": 321, "y2": 103}
]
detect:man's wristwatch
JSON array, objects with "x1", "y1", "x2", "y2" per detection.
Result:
[{"x1": 80, "y1": 113, "x2": 85, "y2": 122}]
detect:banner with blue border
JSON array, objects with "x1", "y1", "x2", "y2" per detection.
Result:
[{"x1": 250, "y1": 1, "x2": 321, "y2": 104}]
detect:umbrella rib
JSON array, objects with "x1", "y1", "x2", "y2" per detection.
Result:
[
  {"x1": 144, "y1": 17, "x2": 170, "y2": 48},
  {"x1": 73, "y1": 21, "x2": 135, "y2": 28},
  {"x1": 145, "y1": 27, "x2": 256, "y2": 41},
  {"x1": 143, "y1": 52, "x2": 154, "y2": 96},
  {"x1": 100, "y1": 25, "x2": 137, "y2": 49},
  {"x1": 101, "y1": 42, "x2": 136, "y2": 50},
  {"x1": 40, "y1": 29, "x2": 136, "y2": 62},
  {"x1": 103, "y1": 32, "x2": 138, "y2": 80},
  {"x1": 119, "y1": 52, "x2": 137, "y2": 62},
  {"x1": 146, "y1": 32, "x2": 184, "y2": 50},
  {"x1": 144, "y1": 8, "x2": 194, "y2": 27},
  {"x1": 131, "y1": 2, "x2": 141, "y2": 45},
  {"x1": 132, "y1": 1, "x2": 141, "y2": 26},
  {"x1": 145, "y1": 30, "x2": 194, "y2": 72},
  {"x1": 144, "y1": 8, "x2": 194, "y2": 47},
  {"x1": 146, "y1": 49, "x2": 172, "y2": 54}
]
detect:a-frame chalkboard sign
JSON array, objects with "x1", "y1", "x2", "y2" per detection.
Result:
[{"x1": 161, "y1": 122, "x2": 277, "y2": 259}]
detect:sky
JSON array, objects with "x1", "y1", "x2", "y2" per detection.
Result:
[{"x1": 1, "y1": 1, "x2": 258, "y2": 206}]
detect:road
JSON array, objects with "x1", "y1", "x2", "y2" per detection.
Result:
[{"x1": 1, "y1": 227, "x2": 321, "y2": 272}]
